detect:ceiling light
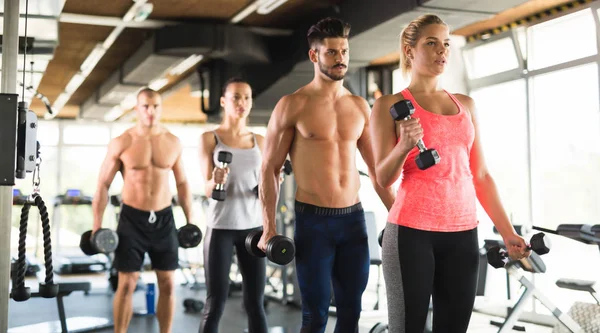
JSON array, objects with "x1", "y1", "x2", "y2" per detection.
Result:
[
  {"x1": 123, "y1": 0, "x2": 149, "y2": 22},
  {"x1": 169, "y1": 54, "x2": 204, "y2": 76},
  {"x1": 148, "y1": 78, "x2": 169, "y2": 91},
  {"x1": 231, "y1": 1, "x2": 259, "y2": 23},
  {"x1": 52, "y1": 92, "x2": 71, "y2": 112},
  {"x1": 65, "y1": 73, "x2": 86, "y2": 94},
  {"x1": 103, "y1": 26, "x2": 125, "y2": 49},
  {"x1": 190, "y1": 89, "x2": 209, "y2": 98},
  {"x1": 257, "y1": 0, "x2": 288, "y2": 15},
  {"x1": 120, "y1": 94, "x2": 137, "y2": 110},
  {"x1": 80, "y1": 44, "x2": 107, "y2": 75},
  {"x1": 133, "y1": 3, "x2": 154, "y2": 22},
  {"x1": 104, "y1": 105, "x2": 125, "y2": 122}
]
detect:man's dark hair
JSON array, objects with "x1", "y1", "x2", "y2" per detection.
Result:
[
  {"x1": 307, "y1": 17, "x2": 351, "y2": 48},
  {"x1": 221, "y1": 77, "x2": 251, "y2": 97}
]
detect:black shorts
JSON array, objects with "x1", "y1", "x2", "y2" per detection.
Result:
[{"x1": 113, "y1": 203, "x2": 179, "y2": 272}]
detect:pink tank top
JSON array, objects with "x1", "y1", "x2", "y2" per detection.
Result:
[{"x1": 387, "y1": 88, "x2": 478, "y2": 232}]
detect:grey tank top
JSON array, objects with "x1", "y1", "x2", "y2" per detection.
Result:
[{"x1": 206, "y1": 131, "x2": 263, "y2": 230}]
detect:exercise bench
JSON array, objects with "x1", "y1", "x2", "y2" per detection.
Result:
[{"x1": 9, "y1": 281, "x2": 114, "y2": 333}]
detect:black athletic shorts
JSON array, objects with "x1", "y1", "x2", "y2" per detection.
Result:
[{"x1": 113, "y1": 203, "x2": 179, "y2": 272}]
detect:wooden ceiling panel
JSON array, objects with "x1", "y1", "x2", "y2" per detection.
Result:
[
  {"x1": 149, "y1": 0, "x2": 251, "y2": 20},
  {"x1": 63, "y1": 0, "x2": 131, "y2": 17},
  {"x1": 160, "y1": 84, "x2": 207, "y2": 123},
  {"x1": 453, "y1": 0, "x2": 575, "y2": 36},
  {"x1": 68, "y1": 27, "x2": 152, "y2": 107},
  {"x1": 243, "y1": 0, "x2": 342, "y2": 28},
  {"x1": 119, "y1": 84, "x2": 207, "y2": 123},
  {"x1": 370, "y1": 51, "x2": 400, "y2": 67},
  {"x1": 29, "y1": 23, "x2": 114, "y2": 116}
]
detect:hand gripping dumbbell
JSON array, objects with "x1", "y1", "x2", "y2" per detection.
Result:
[
  {"x1": 178, "y1": 224, "x2": 203, "y2": 248},
  {"x1": 390, "y1": 100, "x2": 440, "y2": 170},
  {"x1": 212, "y1": 151, "x2": 233, "y2": 201},
  {"x1": 486, "y1": 232, "x2": 551, "y2": 269},
  {"x1": 80, "y1": 229, "x2": 119, "y2": 255},
  {"x1": 245, "y1": 229, "x2": 295, "y2": 265}
]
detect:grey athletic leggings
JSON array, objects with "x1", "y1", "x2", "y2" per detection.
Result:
[{"x1": 381, "y1": 223, "x2": 480, "y2": 333}]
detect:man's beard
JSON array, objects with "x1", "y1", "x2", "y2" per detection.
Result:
[{"x1": 319, "y1": 62, "x2": 346, "y2": 81}]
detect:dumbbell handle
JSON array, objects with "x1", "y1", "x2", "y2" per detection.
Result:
[
  {"x1": 497, "y1": 243, "x2": 538, "y2": 263},
  {"x1": 214, "y1": 162, "x2": 229, "y2": 191},
  {"x1": 498, "y1": 246, "x2": 531, "y2": 258},
  {"x1": 402, "y1": 115, "x2": 428, "y2": 152}
]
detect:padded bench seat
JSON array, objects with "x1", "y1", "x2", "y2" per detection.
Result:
[
  {"x1": 556, "y1": 278, "x2": 596, "y2": 293},
  {"x1": 556, "y1": 278, "x2": 600, "y2": 304}
]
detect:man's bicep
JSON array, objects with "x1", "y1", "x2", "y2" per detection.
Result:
[
  {"x1": 357, "y1": 99, "x2": 375, "y2": 165},
  {"x1": 172, "y1": 153, "x2": 188, "y2": 185},
  {"x1": 263, "y1": 101, "x2": 295, "y2": 171},
  {"x1": 98, "y1": 147, "x2": 121, "y2": 188}
]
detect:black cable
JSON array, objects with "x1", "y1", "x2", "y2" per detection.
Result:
[
  {"x1": 15, "y1": 204, "x2": 30, "y2": 291},
  {"x1": 35, "y1": 193, "x2": 54, "y2": 285},
  {"x1": 12, "y1": 192, "x2": 57, "y2": 302}
]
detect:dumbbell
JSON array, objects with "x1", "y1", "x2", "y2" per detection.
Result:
[
  {"x1": 252, "y1": 159, "x2": 293, "y2": 197},
  {"x1": 282, "y1": 159, "x2": 293, "y2": 175},
  {"x1": 178, "y1": 224, "x2": 203, "y2": 248},
  {"x1": 486, "y1": 232, "x2": 551, "y2": 269},
  {"x1": 212, "y1": 151, "x2": 233, "y2": 201},
  {"x1": 80, "y1": 228, "x2": 119, "y2": 255},
  {"x1": 378, "y1": 229, "x2": 384, "y2": 247},
  {"x1": 183, "y1": 298, "x2": 205, "y2": 313},
  {"x1": 245, "y1": 229, "x2": 295, "y2": 265},
  {"x1": 390, "y1": 100, "x2": 440, "y2": 170}
]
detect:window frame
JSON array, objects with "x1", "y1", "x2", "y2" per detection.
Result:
[
  {"x1": 462, "y1": 2, "x2": 600, "y2": 229},
  {"x1": 461, "y1": 30, "x2": 524, "y2": 81}
]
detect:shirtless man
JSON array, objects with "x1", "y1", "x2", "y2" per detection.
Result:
[
  {"x1": 257, "y1": 18, "x2": 395, "y2": 333},
  {"x1": 91, "y1": 88, "x2": 194, "y2": 333}
]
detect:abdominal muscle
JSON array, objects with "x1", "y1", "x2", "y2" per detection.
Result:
[
  {"x1": 291, "y1": 139, "x2": 361, "y2": 208},
  {"x1": 120, "y1": 167, "x2": 173, "y2": 211}
]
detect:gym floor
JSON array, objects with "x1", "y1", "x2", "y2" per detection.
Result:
[{"x1": 7, "y1": 272, "x2": 555, "y2": 333}]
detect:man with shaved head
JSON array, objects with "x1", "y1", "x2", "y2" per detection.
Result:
[{"x1": 92, "y1": 88, "x2": 195, "y2": 333}]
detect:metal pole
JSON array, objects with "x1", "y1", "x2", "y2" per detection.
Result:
[{"x1": 1, "y1": 0, "x2": 21, "y2": 331}]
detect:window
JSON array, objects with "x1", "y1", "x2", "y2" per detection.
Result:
[
  {"x1": 60, "y1": 146, "x2": 108, "y2": 195},
  {"x1": 530, "y1": 62, "x2": 600, "y2": 229},
  {"x1": 110, "y1": 122, "x2": 133, "y2": 138},
  {"x1": 167, "y1": 125, "x2": 205, "y2": 148},
  {"x1": 63, "y1": 124, "x2": 110, "y2": 145},
  {"x1": 463, "y1": 37, "x2": 519, "y2": 79},
  {"x1": 37, "y1": 120, "x2": 60, "y2": 146},
  {"x1": 470, "y1": 79, "x2": 530, "y2": 235},
  {"x1": 528, "y1": 9, "x2": 597, "y2": 70}
]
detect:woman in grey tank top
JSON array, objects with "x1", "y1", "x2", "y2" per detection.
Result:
[{"x1": 196, "y1": 78, "x2": 268, "y2": 332}]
